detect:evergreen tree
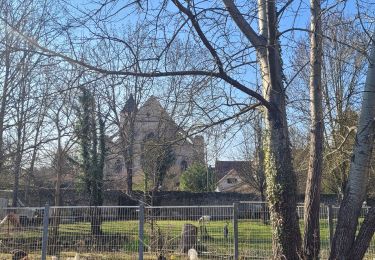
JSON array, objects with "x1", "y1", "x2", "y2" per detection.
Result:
[
  {"x1": 180, "y1": 163, "x2": 215, "y2": 192},
  {"x1": 76, "y1": 86, "x2": 106, "y2": 235}
]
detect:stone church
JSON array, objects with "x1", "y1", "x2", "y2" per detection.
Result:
[{"x1": 105, "y1": 95, "x2": 205, "y2": 191}]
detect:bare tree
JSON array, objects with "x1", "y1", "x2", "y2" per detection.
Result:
[
  {"x1": 9, "y1": 0, "x2": 300, "y2": 256},
  {"x1": 290, "y1": 14, "x2": 370, "y2": 200},
  {"x1": 303, "y1": 0, "x2": 324, "y2": 258},
  {"x1": 239, "y1": 113, "x2": 266, "y2": 202},
  {"x1": 4, "y1": 0, "x2": 374, "y2": 257},
  {"x1": 322, "y1": 18, "x2": 368, "y2": 197},
  {"x1": 0, "y1": 0, "x2": 54, "y2": 206},
  {"x1": 49, "y1": 85, "x2": 77, "y2": 207},
  {"x1": 329, "y1": 31, "x2": 375, "y2": 260}
]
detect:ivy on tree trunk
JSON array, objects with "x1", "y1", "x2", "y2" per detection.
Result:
[{"x1": 77, "y1": 86, "x2": 106, "y2": 236}]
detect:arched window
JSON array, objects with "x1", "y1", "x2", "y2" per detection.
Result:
[{"x1": 180, "y1": 160, "x2": 188, "y2": 171}]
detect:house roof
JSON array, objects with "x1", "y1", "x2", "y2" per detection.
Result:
[
  {"x1": 214, "y1": 160, "x2": 251, "y2": 180},
  {"x1": 216, "y1": 169, "x2": 259, "y2": 193},
  {"x1": 217, "y1": 168, "x2": 242, "y2": 184}
]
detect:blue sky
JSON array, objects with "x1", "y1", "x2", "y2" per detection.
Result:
[{"x1": 58, "y1": 0, "x2": 372, "y2": 163}]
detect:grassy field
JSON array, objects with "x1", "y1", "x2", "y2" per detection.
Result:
[
  {"x1": 58, "y1": 219, "x2": 270, "y2": 253},
  {"x1": 1, "y1": 218, "x2": 374, "y2": 259}
]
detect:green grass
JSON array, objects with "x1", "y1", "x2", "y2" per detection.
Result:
[{"x1": 1, "y1": 218, "x2": 375, "y2": 259}]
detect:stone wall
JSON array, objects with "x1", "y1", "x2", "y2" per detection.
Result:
[
  {"x1": 117, "y1": 191, "x2": 343, "y2": 207},
  {"x1": 2, "y1": 189, "x2": 346, "y2": 207}
]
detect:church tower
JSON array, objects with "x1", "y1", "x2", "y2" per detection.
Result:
[{"x1": 120, "y1": 93, "x2": 137, "y2": 126}]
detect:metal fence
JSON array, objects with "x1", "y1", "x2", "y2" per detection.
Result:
[{"x1": 0, "y1": 203, "x2": 374, "y2": 259}]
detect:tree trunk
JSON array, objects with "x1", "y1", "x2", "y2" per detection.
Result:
[
  {"x1": 12, "y1": 147, "x2": 22, "y2": 207},
  {"x1": 55, "y1": 132, "x2": 63, "y2": 207},
  {"x1": 90, "y1": 207, "x2": 102, "y2": 236},
  {"x1": 260, "y1": 189, "x2": 268, "y2": 224},
  {"x1": 25, "y1": 100, "x2": 45, "y2": 204},
  {"x1": 49, "y1": 130, "x2": 63, "y2": 254},
  {"x1": 0, "y1": 48, "x2": 10, "y2": 175},
  {"x1": 329, "y1": 32, "x2": 375, "y2": 260},
  {"x1": 256, "y1": 118, "x2": 267, "y2": 223},
  {"x1": 126, "y1": 158, "x2": 133, "y2": 193},
  {"x1": 120, "y1": 102, "x2": 136, "y2": 195},
  {"x1": 0, "y1": 16, "x2": 11, "y2": 175},
  {"x1": 264, "y1": 93, "x2": 302, "y2": 260},
  {"x1": 348, "y1": 207, "x2": 375, "y2": 260},
  {"x1": 126, "y1": 116, "x2": 135, "y2": 194},
  {"x1": 12, "y1": 82, "x2": 27, "y2": 207},
  {"x1": 263, "y1": 1, "x2": 302, "y2": 258},
  {"x1": 303, "y1": 0, "x2": 324, "y2": 258},
  {"x1": 25, "y1": 142, "x2": 38, "y2": 205},
  {"x1": 223, "y1": 0, "x2": 302, "y2": 258}
]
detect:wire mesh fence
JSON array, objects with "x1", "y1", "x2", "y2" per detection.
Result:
[
  {"x1": 1, "y1": 203, "x2": 375, "y2": 259},
  {"x1": 143, "y1": 205, "x2": 234, "y2": 259},
  {"x1": 47, "y1": 206, "x2": 140, "y2": 259},
  {"x1": 0, "y1": 206, "x2": 45, "y2": 259},
  {"x1": 237, "y1": 201, "x2": 271, "y2": 258}
]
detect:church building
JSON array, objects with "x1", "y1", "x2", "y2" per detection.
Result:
[{"x1": 105, "y1": 95, "x2": 205, "y2": 191}]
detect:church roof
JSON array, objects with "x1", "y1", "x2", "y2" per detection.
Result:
[
  {"x1": 141, "y1": 95, "x2": 164, "y2": 111},
  {"x1": 138, "y1": 96, "x2": 179, "y2": 127},
  {"x1": 121, "y1": 94, "x2": 136, "y2": 113}
]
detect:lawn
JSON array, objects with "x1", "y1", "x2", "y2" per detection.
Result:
[{"x1": 1, "y1": 218, "x2": 375, "y2": 259}]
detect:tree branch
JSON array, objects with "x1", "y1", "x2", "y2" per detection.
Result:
[
  {"x1": 1, "y1": 14, "x2": 272, "y2": 110},
  {"x1": 172, "y1": 0, "x2": 224, "y2": 74},
  {"x1": 222, "y1": 0, "x2": 267, "y2": 49},
  {"x1": 277, "y1": 0, "x2": 294, "y2": 17}
]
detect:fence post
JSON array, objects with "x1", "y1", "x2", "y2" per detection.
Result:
[
  {"x1": 41, "y1": 203, "x2": 49, "y2": 260},
  {"x1": 327, "y1": 204, "x2": 333, "y2": 247},
  {"x1": 233, "y1": 202, "x2": 239, "y2": 260},
  {"x1": 139, "y1": 203, "x2": 145, "y2": 260}
]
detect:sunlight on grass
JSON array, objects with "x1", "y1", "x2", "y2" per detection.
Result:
[{"x1": 1, "y1": 218, "x2": 375, "y2": 258}]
